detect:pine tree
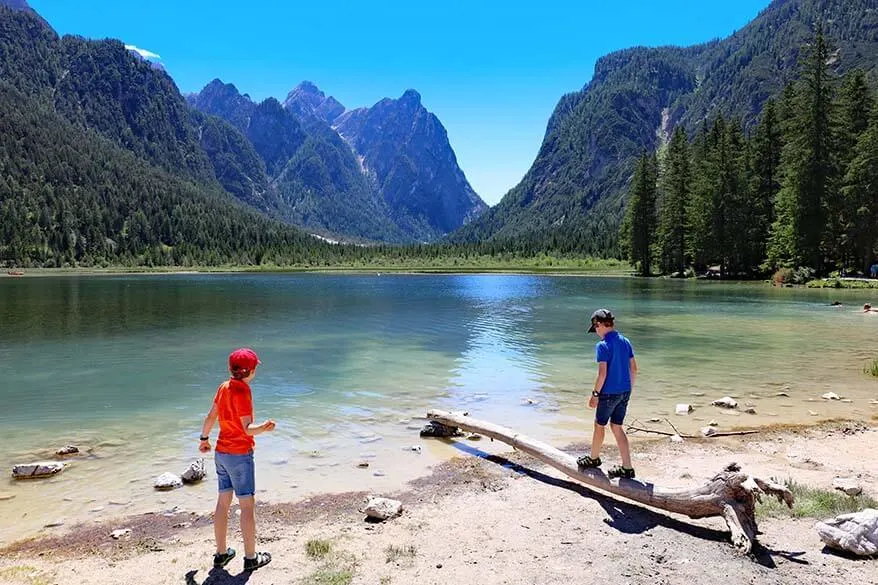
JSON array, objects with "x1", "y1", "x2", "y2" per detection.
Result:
[
  {"x1": 621, "y1": 151, "x2": 657, "y2": 276},
  {"x1": 840, "y1": 106, "x2": 878, "y2": 274},
  {"x1": 768, "y1": 26, "x2": 836, "y2": 271},
  {"x1": 836, "y1": 70, "x2": 874, "y2": 268},
  {"x1": 656, "y1": 127, "x2": 691, "y2": 275},
  {"x1": 749, "y1": 100, "x2": 782, "y2": 269}
]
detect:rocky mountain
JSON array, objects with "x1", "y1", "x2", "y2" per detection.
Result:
[
  {"x1": 190, "y1": 80, "x2": 487, "y2": 242},
  {"x1": 453, "y1": 0, "x2": 878, "y2": 256},
  {"x1": 0, "y1": 5, "x2": 334, "y2": 268},
  {"x1": 335, "y1": 89, "x2": 488, "y2": 239},
  {"x1": 284, "y1": 81, "x2": 345, "y2": 126}
]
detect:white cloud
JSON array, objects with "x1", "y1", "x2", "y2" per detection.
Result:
[{"x1": 124, "y1": 44, "x2": 161, "y2": 60}]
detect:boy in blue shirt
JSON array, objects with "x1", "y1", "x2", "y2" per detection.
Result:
[{"x1": 577, "y1": 309, "x2": 638, "y2": 479}]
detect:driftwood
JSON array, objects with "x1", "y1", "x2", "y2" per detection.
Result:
[
  {"x1": 626, "y1": 419, "x2": 760, "y2": 439},
  {"x1": 426, "y1": 409, "x2": 793, "y2": 554}
]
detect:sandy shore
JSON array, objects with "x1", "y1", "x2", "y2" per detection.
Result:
[{"x1": 1, "y1": 421, "x2": 876, "y2": 585}]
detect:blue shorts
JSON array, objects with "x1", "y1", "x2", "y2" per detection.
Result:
[
  {"x1": 215, "y1": 451, "x2": 255, "y2": 497},
  {"x1": 595, "y1": 391, "x2": 631, "y2": 426}
]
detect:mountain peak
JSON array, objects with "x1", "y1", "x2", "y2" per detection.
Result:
[
  {"x1": 399, "y1": 89, "x2": 421, "y2": 105},
  {"x1": 284, "y1": 81, "x2": 345, "y2": 124},
  {"x1": 0, "y1": 0, "x2": 33, "y2": 11}
]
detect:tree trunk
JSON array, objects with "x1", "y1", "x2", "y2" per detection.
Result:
[{"x1": 425, "y1": 409, "x2": 793, "y2": 554}]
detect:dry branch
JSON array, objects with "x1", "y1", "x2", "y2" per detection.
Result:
[{"x1": 425, "y1": 409, "x2": 791, "y2": 554}]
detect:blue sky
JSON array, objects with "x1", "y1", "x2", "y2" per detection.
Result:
[{"x1": 30, "y1": 0, "x2": 771, "y2": 205}]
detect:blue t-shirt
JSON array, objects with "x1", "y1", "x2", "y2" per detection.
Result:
[{"x1": 595, "y1": 330, "x2": 635, "y2": 394}]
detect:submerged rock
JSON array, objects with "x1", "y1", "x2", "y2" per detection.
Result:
[
  {"x1": 711, "y1": 397, "x2": 738, "y2": 409},
  {"x1": 675, "y1": 404, "x2": 693, "y2": 415},
  {"x1": 12, "y1": 462, "x2": 65, "y2": 479},
  {"x1": 815, "y1": 509, "x2": 878, "y2": 556},
  {"x1": 55, "y1": 445, "x2": 80, "y2": 457},
  {"x1": 822, "y1": 392, "x2": 841, "y2": 401},
  {"x1": 154, "y1": 472, "x2": 183, "y2": 491},
  {"x1": 362, "y1": 496, "x2": 403, "y2": 521},
  {"x1": 419, "y1": 421, "x2": 462, "y2": 438},
  {"x1": 181, "y1": 459, "x2": 205, "y2": 484}
]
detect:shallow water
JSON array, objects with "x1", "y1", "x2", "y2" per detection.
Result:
[{"x1": 1, "y1": 274, "x2": 876, "y2": 542}]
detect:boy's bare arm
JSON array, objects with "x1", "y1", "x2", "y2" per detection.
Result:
[
  {"x1": 588, "y1": 362, "x2": 608, "y2": 409},
  {"x1": 240, "y1": 415, "x2": 277, "y2": 436},
  {"x1": 200, "y1": 404, "x2": 218, "y2": 438},
  {"x1": 630, "y1": 357, "x2": 638, "y2": 390}
]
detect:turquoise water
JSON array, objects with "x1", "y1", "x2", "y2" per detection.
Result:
[{"x1": 1, "y1": 274, "x2": 876, "y2": 542}]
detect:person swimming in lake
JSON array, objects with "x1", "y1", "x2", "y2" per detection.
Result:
[{"x1": 863, "y1": 304, "x2": 878, "y2": 313}]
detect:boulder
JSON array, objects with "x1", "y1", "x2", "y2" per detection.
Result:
[
  {"x1": 154, "y1": 472, "x2": 183, "y2": 491},
  {"x1": 815, "y1": 509, "x2": 878, "y2": 556},
  {"x1": 822, "y1": 392, "x2": 841, "y2": 401},
  {"x1": 833, "y1": 477, "x2": 863, "y2": 497},
  {"x1": 362, "y1": 496, "x2": 403, "y2": 521},
  {"x1": 12, "y1": 462, "x2": 65, "y2": 479},
  {"x1": 181, "y1": 459, "x2": 205, "y2": 484},
  {"x1": 55, "y1": 445, "x2": 80, "y2": 457},
  {"x1": 675, "y1": 404, "x2": 693, "y2": 415},
  {"x1": 711, "y1": 397, "x2": 738, "y2": 409}
]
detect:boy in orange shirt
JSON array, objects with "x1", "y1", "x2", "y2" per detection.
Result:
[{"x1": 199, "y1": 348, "x2": 275, "y2": 572}]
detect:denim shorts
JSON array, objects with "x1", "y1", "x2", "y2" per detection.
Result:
[
  {"x1": 595, "y1": 391, "x2": 631, "y2": 426},
  {"x1": 215, "y1": 451, "x2": 255, "y2": 497}
]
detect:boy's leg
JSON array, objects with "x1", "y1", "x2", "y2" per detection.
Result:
[
  {"x1": 590, "y1": 423, "x2": 606, "y2": 460},
  {"x1": 214, "y1": 491, "x2": 234, "y2": 554},
  {"x1": 610, "y1": 424, "x2": 632, "y2": 469},
  {"x1": 239, "y1": 496, "x2": 257, "y2": 559}
]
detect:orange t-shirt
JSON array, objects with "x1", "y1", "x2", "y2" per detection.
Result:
[{"x1": 214, "y1": 378, "x2": 256, "y2": 455}]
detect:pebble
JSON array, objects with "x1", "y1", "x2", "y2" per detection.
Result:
[
  {"x1": 408, "y1": 445, "x2": 422, "y2": 453},
  {"x1": 373, "y1": 470, "x2": 386, "y2": 477},
  {"x1": 808, "y1": 410, "x2": 819, "y2": 416},
  {"x1": 822, "y1": 392, "x2": 841, "y2": 400},
  {"x1": 89, "y1": 506, "x2": 105, "y2": 513},
  {"x1": 775, "y1": 392, "x2": 790, "y2": 397},
  {"x1": 744, "y1": 407, "x2": 757, "y2": 415},
  {"x1": 356, "y1": 461, "x2": 370, "y2": 469},
  {"x1": 708, "y1": 420, "x2": 719, "y2": 427},
  {"x1": 670, "y1": 435, "x2": 684, "y2": 443}
]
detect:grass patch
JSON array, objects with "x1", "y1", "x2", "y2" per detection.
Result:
[
  {"x1": 0, "y1": 566, "x2": 51, "y2": 585},
  {"x1": 300, "y1": 567, "x2": 353, "y2": 585},
  {"x1": 385, "y1": 544, "x2": 417, "y2": 564},
  {"x1": 865, "y1": 358, "x2": 878, "y2": 377},
  {"x1": 305, "y1": 538, "x2": 332, "y2": 559},
  {"x1": 757, "y1": 478, "x2": 878, "y2": 519}
]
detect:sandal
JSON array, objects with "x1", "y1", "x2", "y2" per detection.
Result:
[
  {"x1": 243, "y1": 551, "x2": 272, "y2": 572},
  {"x1": 608, "y1": 465, "x2": 635, "y2": 479},
  {"x1": 213, "y1": 547, "x2": 236, "y2": 568},
  {"x1": 576, "y1": 455, "x2": 602, "y2": 469}
]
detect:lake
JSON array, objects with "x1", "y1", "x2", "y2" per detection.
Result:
[{"x1": 1, "y1": 273, "x2": 876, "y2": 543}]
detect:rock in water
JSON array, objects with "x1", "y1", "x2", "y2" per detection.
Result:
[
  {"x1": 12, "y1": 462, "x2": 65, "y2": 479},
  {"x1": 181, "y1": 459, "x2": 205, "y2": 484},
  {"x1": 711, "y1": 397, "x2": 738, "y2": 409},
  {"x1": 701, "y1": 426, "x2": 717, "y2": 437},
  {"x1": 815, "y1": 509, "x2": 878, "y2": 556},
  {"x1": 154, "y1": 472, "x2": 183, "y2": 491},
  {"x1": 675, "y1": 404, "x2": 693, "y2": 415},
  {"x1": 419, "y1": 421, "x2": 461, "y2": 438},
  {"x1": 822, "y1": 392, "x2": 841, "y2": 400},
  {"x1": 833, "y1": 477, "x2": 863, "y2": 497},
  {"x1": 55, "y1": 445, "x2": 80, "y2": 457},
  {"x1": 362, "y1": 497, "x2": 403, "y2": 521}
]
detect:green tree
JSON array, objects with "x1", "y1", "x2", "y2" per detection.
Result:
[
  {"x1": 768, "y1": 26, "x2": 836, "y2": 271},
  {"x1": 656, "y1": 127, "x2": 691, "y2": 275},
  {"x1": 840, "y1": 106, "x2": 878, "y2": 274},
  {"x1": 621, "y1": 151, "x2": 657, "y2": 276}
]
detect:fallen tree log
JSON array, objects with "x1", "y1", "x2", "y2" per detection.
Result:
[{"x1": 425, "y1": 409, "x2": 793, "y2": 554}]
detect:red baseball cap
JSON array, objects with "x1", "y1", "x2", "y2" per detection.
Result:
[{"x1": 229, "y1": 348, "x2": 260, "y2": 372}]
